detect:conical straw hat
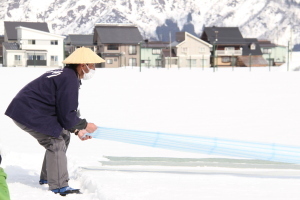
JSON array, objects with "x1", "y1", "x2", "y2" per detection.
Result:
[{"x1": 63, "y1": 46, "x2": 105, "y2": 64}]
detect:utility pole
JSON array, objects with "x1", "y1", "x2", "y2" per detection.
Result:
[
  {"x1": 249, "y1": 53, "x2": 251, "y2": 72},
  {"x1": 139, "y1": 42, "x2": 142, "y2": 72},
  {"x1": 290, "y1": 28, "x2": 293, "y2": 61},
  {"x1": 287, "y1": 41, "x2": 290, "y2": 71},
  {"x1": 169, "y1": 31, "x2": 171, "y2": 69},
  {"x1": 214, "y1": 30, "x2": 218, "y2": 72},
  {"x1": 269, "y1": 52, "x2": 271, "y2": 72}
]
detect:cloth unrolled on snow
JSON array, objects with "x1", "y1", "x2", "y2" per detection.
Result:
[{"x1": 86, "y1": 127, "x2": 300, "y2": 164}]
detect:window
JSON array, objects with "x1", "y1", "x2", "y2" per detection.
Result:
[
  {"x1": 51, "y1": 40, "x2": 58, "y2": 45},
  {"x1": 28, "y1": 54, "x2": 45, "y2": 60},
  {"x1": 156, "y1": 59, "x2": 162, "y2": 67},
  {"x1": 186, "y1": 59, "x2": 197, "y2": 67},
  {"x1": 14, "y1": 55, "x2": 21, "y2": 65},
  {"x1": 51, "y1": 56, "x2": 58, "y2": 65},
  {"x1": 107, "y1": 45, "x2": 119, "y2": 50},
  {"x1": 250, "y1": 43, "x2": 256, "y2": 50},
  {"x1": 222, "y1": 57, "x2": 231, "y2": 63},
  {"x1": 200, "y1": 59, "x2": 208, "y2": 67},
  {"x1": 152, "y1": 48, "x2": 161, "y2": 55},
  {"x1": 129, "y1": 45, "x2": 137, "y2": 55},
  {"x1": 129, "y1": 58, "x2": 137, "y2": 66},
  {"x1": 166, "y1": 59, "x2": 177, "y2": 65},
  {"x1": 28, "y1": 40, "x2": 35, "y2": 45},
  {"x1": 106, "y1": 59, "x2": 113, "y2": 64},
  {"x1": 199, "y1": 47, "x2": 206, "y2": 52},
  {"x1": 14, "y1": 55, "x2": 21, "y2": 60},
  {"x1": 224, "y1": 47, "x2": 234, "y2": 54},
  {"x1": 263, "y1": 48, "x2": 272, "y2": 54},
  {"x1": 182, "y1": 47, "x2": 188, "y2": 53}
]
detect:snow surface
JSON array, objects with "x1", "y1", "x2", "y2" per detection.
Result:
[{"x1": 1, "y1": 55, "x2": 300, "y2": 199}]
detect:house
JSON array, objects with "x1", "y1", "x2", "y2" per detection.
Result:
[
  {"x1": 258, "y1": 40, "x2": 287, "y2": 66},
  {"x1": 2, "y1": 21, "x2": 50, "y2": 65},
  {"x1": 200, "y1": 26, "x2": 267, "y2": 67},
  {"x1": 64, "y1": 34, "x2": 95, "y2": 58},
  {"x1": 161, "y1": 32, "x2": 212, "y2": 68},
  {"x1": 3, "y1": 26, "x2": 65, "y2": 67},
  {"x1": 140, "y1": 40, "x2": 169, "y2": 67},
  {"x1": 237, "y1": 38, "x2": 268, "y2": 67},
  {"x1": 4, "y1": 21, "x2": 49, "y2": 42},
  {"x1": 93, "y1": 23, "x2": 143, "y2": 68},
  {"x1": 201, "y1": 27, "x2": 244, "y2": 67}
]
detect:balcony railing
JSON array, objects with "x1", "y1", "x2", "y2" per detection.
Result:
[
  {"x1": 27, "y1": 60, "x2": 47, "y2": 66},
  {"x1": 215, "y1": 50, "x2": 243, "y2": 56}
]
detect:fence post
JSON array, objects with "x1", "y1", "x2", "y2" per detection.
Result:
[{"x1": 249, "y1": 53, "x2": 252, "y2": 72}]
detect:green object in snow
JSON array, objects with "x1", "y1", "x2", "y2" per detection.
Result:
[{"x1": 0, "y1": 168, "x2": 10, "y2": 200}]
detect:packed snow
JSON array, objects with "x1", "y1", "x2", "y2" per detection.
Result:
[{"x1": 1, "y1": 56, "x2": 300, "y2": 199}]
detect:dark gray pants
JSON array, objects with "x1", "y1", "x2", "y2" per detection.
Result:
[{"x1": 14, "y1": 121, "x2": 70, "y2": 190}]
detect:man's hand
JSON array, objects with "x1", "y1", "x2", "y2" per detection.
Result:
[
  {"x1": 77, "y1": 129, "x2": 92, "y2": 141},
  {"x1": 85, "y1": 123, "x2": 97, "y2": 133}
]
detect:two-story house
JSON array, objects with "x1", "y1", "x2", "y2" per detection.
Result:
[
  {"x1": 201, "y1": 26, "x2": 268, "y2": 67},
  {"x1": 141, "y1": 40, "x2": 169, "y2": 67},
  {"x1": 258, "y1": 40, "x2": 287, "y2": 66},
  {"x1": 4, "y1": 21, "x2": 50, "y2": 42},
  {"x1": 238, "y1": 38, "x2": 268, "y2": 67},
  {"x1": 3, "y1": 26, "x2": 65, "y2": 67},
  {"x1": 2, "y1": 21, "x2": 50, "y2": 66},
  {"x1": 201, "y1": 27, "x2": 244, "y2": 67},
  {"x1": 161, "y1": 32, "x2": 212, "y2": 68},
  {"x1": 93, "y1": 24, "x2": 143, "y2": 68}
]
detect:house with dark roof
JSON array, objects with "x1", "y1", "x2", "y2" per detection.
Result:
[
  {"x1": 258, "y1": 40, "x2": 287, "y2": 66},
  {"x1": 161, "y1": 32, "x2": 212, "y2": 68},
  {"x1": 4, "y1": 21, "x2": 49, "y2": 42},
  {"x1": 238, "y1": 38, "x2": 268, "y2": 67},
  {"x1": 64, "y1": 34, "x2": 95, "y2": 57},
  {"x1": 93, "y1": 24, "x2": 143, "y2": 68},
  {"x1": 200, "y1": 26, "x2": 268, "y2": 67},
  {"x1": 3, "y1": 26, "x2": 64, "y2": 67}
]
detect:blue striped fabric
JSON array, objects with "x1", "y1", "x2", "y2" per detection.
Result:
[{"x1": 87, "y1": 127, "x2": 300, "y2": 164}]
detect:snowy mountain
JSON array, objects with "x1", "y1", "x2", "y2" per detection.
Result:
[{"x1": 0, "y1": 0, "x2": 299, "y2": 48}]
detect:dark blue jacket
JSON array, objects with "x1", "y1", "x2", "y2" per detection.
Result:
[{"x1": 5, "y1": 68, "x2": 81, "y2": 138}]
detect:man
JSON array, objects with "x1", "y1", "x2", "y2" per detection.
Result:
[{"x1": 5, "y1": 47, "x2": 104, "y2": 196}]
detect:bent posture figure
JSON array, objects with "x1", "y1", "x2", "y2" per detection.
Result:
[{"x1": 5, "y1": 47, "x2": 104, "y2": 196}]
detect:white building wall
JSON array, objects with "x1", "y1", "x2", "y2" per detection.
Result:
[
  {"x1": 5, "y1": 50, "x2": 26, "y2": 67},
  {"x1": 16, "y1": 27, "x2": 65, "y2": 67},
  {"x1": 177, "y1": 33, "x2": 211, "y2": 68}
]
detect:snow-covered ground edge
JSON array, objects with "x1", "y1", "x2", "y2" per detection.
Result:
[{"x1": 1, "y1": 54, "x2": 300, "y2": 199}]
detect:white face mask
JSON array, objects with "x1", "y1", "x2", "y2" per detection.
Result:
[{"x1": 82, "y1": 64, "x2": 95, "y2": 80}]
